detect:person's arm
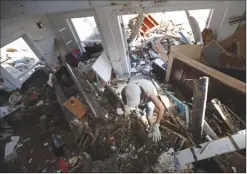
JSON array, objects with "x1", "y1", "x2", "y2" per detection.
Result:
[{"x1": 149, "y1": 94, "x2": 165, "y2": 124}]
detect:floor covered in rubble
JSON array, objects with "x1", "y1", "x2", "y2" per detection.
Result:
[
  {"x1": 0, "y1": 10, "x2": 246, "y2": 173},
  {"x1": 0, "y1": 94, "x2": 180, "y2": 173},
  {"x1": 1, "y1": 69, "x2": 245, "y2": 173}
]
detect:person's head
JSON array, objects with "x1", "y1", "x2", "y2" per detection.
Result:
[{"x1": 125, "y1": 83, "x2": 141, "y2": 108}]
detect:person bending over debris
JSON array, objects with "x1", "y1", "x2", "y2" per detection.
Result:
[{"x1": 121, "y1": 79, "x2": 166, "y2": 142}]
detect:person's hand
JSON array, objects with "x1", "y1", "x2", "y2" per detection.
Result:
[
  {"x1": 148, "y1": 123, "x2": 161, "y2": 142},
  {"x1": 124, "y1": 105, "x2": 132, "y2": 117}
]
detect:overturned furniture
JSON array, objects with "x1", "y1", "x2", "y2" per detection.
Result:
[
  {"x1": 163, "y1": 47, "x2": 246, "y2": 172},
  {"x1": 53, "y1": 63, "x2": 105, "y2": 141}
]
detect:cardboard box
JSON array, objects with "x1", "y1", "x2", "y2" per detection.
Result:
[{"x1": 63, "y1": 96, "x2": 88, "y2": 120}]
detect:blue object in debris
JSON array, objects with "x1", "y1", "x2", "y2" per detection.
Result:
[
  {"x1": 178, "y1": 31, "x2": 190, "y2": 44},
  {"x1": 51, "y1": 134, "x2": 65, "y2": 157},
  {"x1": 52, "y1": 134, "x2": 64, "y2": 148},
  {"x1": 162, "y1": 63, "x2": 168, "y2": 70},
  {"x1": 164, "y1": 91, "x2": 186, "y2": 117}
]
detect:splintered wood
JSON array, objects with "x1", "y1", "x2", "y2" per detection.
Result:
[
  {"x1": 191, "y1": 77, "x2": 209, "y2": 141},
  {"x1": 208, "y1": 98, "x2": 244, "y2": 137}
]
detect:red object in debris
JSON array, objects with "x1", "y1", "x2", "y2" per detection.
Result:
[
  {"x1": 108, "y1": 136, "x2": 115, "y2": 145},
  {"x1": 140, "y1": 14, "x2": 159, "y2": 34},
  {"x1": 30, "y1": 92, "x2": 38, "y2": 100},
  {"x1": 99, "y1": 81, "x2": 105, "y2": 87},
  {"x1": 59, "y1": 159, "x2": 70, "y2": 172}
]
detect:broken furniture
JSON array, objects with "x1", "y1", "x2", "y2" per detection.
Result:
[
  {"x1": 53, "y1": 63, "x2": 105, "y2": 141},
  {"x1": 163, "y1": 46, "x2": 246, "y2": 171},
  {"x1": 201, "y1": 40, "x2": 245, "y2": 69},
  {"x1": 165, "y1": 47, "x2": 246, "y2": 121}
]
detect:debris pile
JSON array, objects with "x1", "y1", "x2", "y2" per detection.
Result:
[
  {"x1": 1, "y1": 11, "x2": 246, "y2": 173},
  {"x1": 206, "y1": 98, "x2": 246, "y2": 138},
  {"x1": 76, "y1": 114, "x2": 179, "y2": 172}
]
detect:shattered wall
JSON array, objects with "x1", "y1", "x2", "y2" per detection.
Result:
[{"x1": 0, "y1": 15, "x2": 58, "y2": 88}]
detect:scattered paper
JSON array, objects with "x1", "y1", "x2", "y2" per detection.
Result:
[
  {"x1": 130, "y1": 68, "x2": 137, "y2": 73},
  {"x1": 47, "y1": 73, "x2": 53, "y2": 87},
  {"x1": 140, "y1": 61, "x2": 146, "y2": 65},
  {"x1": 28, "y1": 158, "x2": 32, "y2": 163},
  {"x1": 0, "y1": 106, "x2": 9, "y2": 118},
  {"x1": 5, "y1": 136, "x2": 20, "y2": 162},
  {"x1": 36, "y1": 100, "x2": 44, "y2": 106},
  {"x1": 117, "y1": 108, "x2": 124, "y2": 115}
]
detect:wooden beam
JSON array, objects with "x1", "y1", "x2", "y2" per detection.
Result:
[
  {"x1": 191, "y1": 77, "x2": 209, "y2": 141},
  {"x1": 203, "y1": 121, "x2": 218, "y2": 140},
  {"x1": 178, "y1": 130, "x2": 246, "y2": 167},
  {"x1": 165, "y1": 53, "x2": 174, "y2": 82},
  {"x1": 154, "y1": 130, "x2": 246, "y2": 171},
  {"x1": 211, "y1": 98, "x2": 238, "y2": 133},
  {"x1": 167, "y1": 50, "x2": 246, "y2": 93},
  {"x1": 128, "y1": 13, "x2": 145, "y2": 43},
  {"x1": 170, "y1": 45, "x2": 203, "y2": 60}
]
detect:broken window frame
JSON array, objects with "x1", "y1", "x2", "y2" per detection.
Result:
[
  {"x1": 0, "y1": 35, "x2": 41, "y2": 88},
  {"x1": 63, "y1": 10, "x2": 104, "y2": 54}
]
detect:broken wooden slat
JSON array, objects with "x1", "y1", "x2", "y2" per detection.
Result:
[
  {"x1": 191, "y1": 76, "x2": 209, "y2": 141},
  {"x1": 179, "y1": 139, "x2": 187, "y2": 150},
  {"x1": 170, "y1": 45, "x2": 203, "y2": 60},
  {"x1": 185, "y1": 105, "x2": 190, "y2": 129},
  {"x1": 165, "y1": 53, "x2": 174, "y2": 82},
  {"x1": 203, "y1": 121, "x2": 218, "y2": 140},
  {"x1": 160, "y1": 125, "x2": 188, "y2": 141},
  {"x1": 128, "y1": 13, "x2": 145, "y2": 43},
  {"x1": 211, "y1": 98, "x2": 238, "y2": 133},
  {"x1": 153, "y1": 37, "x2": 169, "y2": 62},
  {"x1": 224, "y1": 105, "x2": 246, "y2": 126},
  {"x1": 173, "y1": 130, "x2": 246, "y2": 168}
]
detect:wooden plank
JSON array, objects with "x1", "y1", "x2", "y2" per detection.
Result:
[
  {"x1": 178, "y1": 130, "x2": 246, "y2": 167},
  {"x1": 170, "y1": 45, "x2": 203, "y2": 60},
  {"x1": 153, "y1": 37, "x2": 169, "y2": 62},
  {"x1": 168, "y1": 50, "x2": 246, "y2": 93},
  {"x1": 128, "y1": 13, "x2": 145, "y2": 43},
  {"x1": 165, "y1": 53, "x2": 174, "y2": 82},
  {"x1": 203, "y1": 121, "x2": 218, "y2": 140},
  {"x1": 185, "y1": 105, "x2": 190, "y2": 129},
  {"x1": 211, "y1": 98, "x2": 238, "y2": 133},
  {"x1": 191, "y1": 77, "x2": 209, "y2": 141},
  {"x1": 236, "y1": 41, "x2": 245, "y2": 59},
  {"x1": 155, "y1": 130, "x2": 246, "y2": 170}
]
